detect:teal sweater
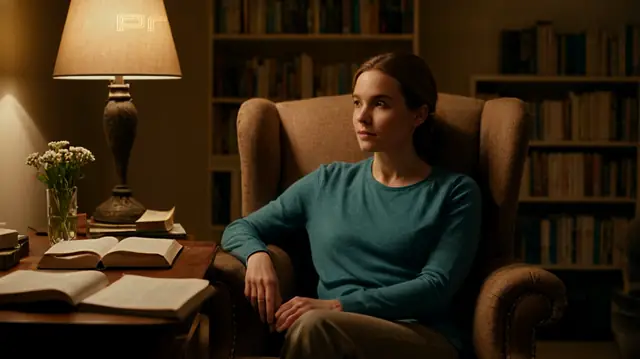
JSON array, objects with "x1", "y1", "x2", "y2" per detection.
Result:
[{"x1": 221, "y1": 157, "x2": 482, "y2": 352}]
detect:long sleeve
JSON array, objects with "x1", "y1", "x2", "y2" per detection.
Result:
[
  {"x1": 337, "y1": 176, "x2": 482, "y2": 320},
  {"x1": 220, "y1": 167, "x2": 321, "y2": 265}
]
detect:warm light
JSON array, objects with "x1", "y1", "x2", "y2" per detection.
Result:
[
  {"x1": 53, "y1": 0, "x2": 182, "y2": 80},
  {"x1": 0, "y1": 94, "x2": 46, "y2": 164},
  {"x1": 0, "y1": 93, "x2": 48, "y2": 232}
]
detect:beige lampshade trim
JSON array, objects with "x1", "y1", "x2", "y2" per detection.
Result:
[{"x1": 53, "y1": 75, "x2": 181, "y2": 80}]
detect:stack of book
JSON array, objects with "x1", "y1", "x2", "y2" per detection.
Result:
[
  {"x1": 88, "y1": 207, "x2": 187, "y2": 239},
  {"x1": 0, "y1": 229, "x2": 29, "y2": 270}
]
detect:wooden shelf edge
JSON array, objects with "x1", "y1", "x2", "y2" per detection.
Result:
[
  {"x1": 528, "y1": 264, "x2": 622, "y2": 271},
  {"x1": 212, "y1": 97, "x2": 247, "y2": 104},
  {"x1": 212, "y1": 97, "x2": 292, "y2": 104},
  {"x1": 519, "y1": 197, "x2": 636, "y2": 204},
  {"x1": 212, "y1": 33, "x2": 414, "y2": 41},
  {"x1": 529, "y1": 141, "x2": 638, "y2": 148},
  {"x1": 471, "y1": 74, "x2": 640, "y2": 83}
]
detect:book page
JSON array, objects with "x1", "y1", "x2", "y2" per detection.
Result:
[
  {"x1": 0, "y1": 270, "x2": 109, "y2": 305},
  {"x1": 80, "y1": 275, "x2": 209, "y2": 312},
  {"x1": 44, "y1": 237, "x2": 119, "y2": 257},
  {"x1": 104, "y1": 237, "x2": 179, "y2": 256},
  {"x1": 135, "y1": 207, "x2": 174, "y2": 223}
]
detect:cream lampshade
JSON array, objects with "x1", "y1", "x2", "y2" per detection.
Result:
[
  {"x1": 53, "y1": 0, "x2": 181, "y2": 80},
  {"x1": 53, "y1": 0, "x2": 182, "y2": 224}
]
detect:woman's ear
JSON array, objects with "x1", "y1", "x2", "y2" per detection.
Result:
[{"x1": 414, "y1": 105, "x2": 429, "y2": 127}]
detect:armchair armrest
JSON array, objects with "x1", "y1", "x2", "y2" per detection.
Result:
[
  {"x1": 473, "y1": 263, "x2": 567, "y2": 359},
  {"x1": 206, "y1": 245, "x2": 295, "y2": 359}
]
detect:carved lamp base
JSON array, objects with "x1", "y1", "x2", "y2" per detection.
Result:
[{"x1": 93, "y1": 185, "x2": 145, "y2": 224}]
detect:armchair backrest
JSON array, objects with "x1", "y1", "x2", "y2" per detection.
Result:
[{"x1": 236, "y1": 93, "x2": 531, "y2": 330}]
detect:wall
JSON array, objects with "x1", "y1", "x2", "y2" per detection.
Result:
[
  {"x1": 420, "y1": 0, "x2": 640, "y2": 96},
  {"x1": 0, "y1": 0, "x2": 71, "y2": 232}
]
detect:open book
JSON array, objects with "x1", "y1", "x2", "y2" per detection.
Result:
[
  {"x1": 37, "y1": 236, "x2": 183, "y2": 270},
  {"x1": 0, "y1": 270, "x2": 214, "y2": 321}
]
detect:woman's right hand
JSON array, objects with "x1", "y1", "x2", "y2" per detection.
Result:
[{"x1": 245, "y1": 251, "x2": 282, "y2": 327}]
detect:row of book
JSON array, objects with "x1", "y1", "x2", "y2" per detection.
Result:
[
  {"x1": 215, "y1": 54, "x2": 312, "y2": 99},
  {"x1": 526, "y1": 92, "x2": 639, "y2": 142},
  {"x1": 516, "y1": 214, "x2": 629, "y2": 266},
  {"x1": 214, "y1": 54, "x2": 360, "y2": 99},
  {"x1": 216, "y1": 0, "x2": 312, "y2": 34},
  {"x1": 215, "y1": 0, "x2": 414, "y2": 35},
  {"x1": 521, "y1": 153, "x2": 637, "y2": 199},
  {"x1": 212, "y1": 108, "x2": 239, "y2": 155},
  {"x1": 500, "y1": 21, "x2": 640, "y2": 76}
]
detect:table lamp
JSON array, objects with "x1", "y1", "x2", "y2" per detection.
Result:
[{"x1": 53, "y1": 0, "x2": 181, "y2": 224}]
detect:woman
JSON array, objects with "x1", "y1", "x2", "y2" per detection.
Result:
[{"x1": 221, "y1": 52, "x2": 482, "y2": 359}]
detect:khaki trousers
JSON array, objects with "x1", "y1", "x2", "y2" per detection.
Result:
[{"x1": 280, "y1": 310, "x2": 458, "y2": 359}]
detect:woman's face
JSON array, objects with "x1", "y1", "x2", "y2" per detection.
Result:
[{"x1": 352, "y1": 70, "x2": 423, "y2": 154}]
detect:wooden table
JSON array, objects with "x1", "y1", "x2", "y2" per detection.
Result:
[{"x1": 0, "y1": 233, "x2": 218, "y2": 358}]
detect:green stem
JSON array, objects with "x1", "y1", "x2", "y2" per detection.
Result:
[{"x1": 49, "y1": 186, "x2": 76, "y2": 242}]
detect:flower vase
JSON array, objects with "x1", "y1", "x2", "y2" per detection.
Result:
[{"x1": 46, "y1": 186, "x2": 78, "y2": 245}]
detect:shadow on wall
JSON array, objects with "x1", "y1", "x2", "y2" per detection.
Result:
[{"x1": 0, "y1": 91, "x2": 48, "y2": 232}]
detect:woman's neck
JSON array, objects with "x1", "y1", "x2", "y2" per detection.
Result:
[{"x1": 372, "y1": 150, "x2": 432, "y2": 187}]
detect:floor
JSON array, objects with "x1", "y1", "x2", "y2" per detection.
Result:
[{"x1": 537, "y1": 341, "x2": 620, "y2": 359}]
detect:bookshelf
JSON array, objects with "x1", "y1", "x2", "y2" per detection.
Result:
[
  {"x1": 471, "y1": 75, "x2": 640, "y2": 272},
  {"x1": 208, "y1": 0, "x2": 421, "y2": 241},
  {"x1": 471, "y1": 20, "x2": 640, "y2": 342},
  {"x1": 471, "y1": 75, "x2": 640, "y2": 341}
]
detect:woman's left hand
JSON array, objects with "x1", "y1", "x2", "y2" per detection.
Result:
[{"x1": 275, "y1": 296, "x2": 342, "y2": 332}]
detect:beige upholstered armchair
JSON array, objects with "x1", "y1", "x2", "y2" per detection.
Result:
[{"x1": 207, "y1": 93, "x2": 567, "y2": 359}]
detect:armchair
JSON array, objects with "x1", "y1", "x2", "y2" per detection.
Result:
[{"x1": 207, "y1": 93, "x2": 567, "y2": 359}]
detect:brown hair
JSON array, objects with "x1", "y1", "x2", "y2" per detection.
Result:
[{"x1": 352, "y1": 52, "x2": 438, "y2": 163}]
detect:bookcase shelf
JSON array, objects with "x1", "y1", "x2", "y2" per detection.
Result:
[
  {"x1": 472, "y1": 74, "x2": 640, "y2": 269},
  {"x1": 533, "y1": 264, "x2": 622, "y2": 271},
  {"x1": 207, "y1": 0, "x2": 420, "y2": 241},
  {"x1": 474, "y1": 19, "x2": 640, "y2": 341},
  {"x1": 211, "y1": 97, "x2": 248, "y2": 104},
  {"x1": 529, "y1": 140, "x2": 637, "y2": 149},
  {"x1": 519, "y1": 197, "x2": 637, "y2": 204},
  {"x1": 212, "y1": 34, "x2": 414, "y2": 41},
  {"x1": 472, "y1": 75, "x2": 640, "y2": 84}
]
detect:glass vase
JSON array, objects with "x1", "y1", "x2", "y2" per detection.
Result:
[{"x1": 46, "y1": 186, "x2": 78, "y2": 246}]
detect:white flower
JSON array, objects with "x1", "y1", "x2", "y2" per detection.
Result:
[
  {"x1": 48, "y1": 141, "x2": 70, "y2": 151},
  {"x1": 25, "y1": 152, "x2": 39, "y2": 167},
  {"x1": 25, "y1": 140, "x2": 96, "y2": 188}
]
